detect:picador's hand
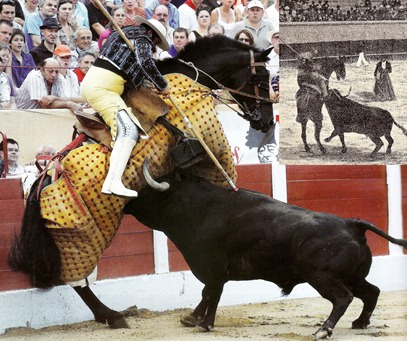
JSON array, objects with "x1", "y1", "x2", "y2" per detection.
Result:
[{"x1": 159, "y1": 85, "x2": 171, "y2": 99}]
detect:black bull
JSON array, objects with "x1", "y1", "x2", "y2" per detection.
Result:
[
  {"x1": 124, "y1": 173, "x2": 407, "y2": 340},
  {"x1": 324, "y1": 89, "x2": 407, "y2": 156}
]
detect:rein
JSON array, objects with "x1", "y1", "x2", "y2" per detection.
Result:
[{"x1": 177, "y1": 50, "x2": 273, "y2": 120}]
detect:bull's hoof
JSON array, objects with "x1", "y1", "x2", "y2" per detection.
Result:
[
  {"x1": 198, "y1": 321, "x2": 213, "y2": 332},
  {"x1": 352, "y1": 318, "x2": 369, "y2": 329},
  {"x1": 324, "y1": 138, "x2": 330, "y2": 143},
  {"x1": 95, "y1": 312, "x2": 130, "y2": 329},
  {"x1": 305, "y1": 146, "x2": 311, "y2": 153},
  {"x1": 180, "y1": 314, "x2": 200, "y2": 327},
  {"x1": 320, "y1": 147, "x2": 327, "y2": 154},
  {"x1": 314, "y1": 327, "x2": 332, "y2": 340}
]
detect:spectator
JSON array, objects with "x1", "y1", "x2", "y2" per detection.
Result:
[
  {"x1": 73, "y1": 50, "x2": 95, "y2": 83},
  {"x1": 53, "y1": 44, "x2": 83, "y2": 102},
  {"x1": 0, "y1": 19, "x2": 13, "y2": 43},
  {"x1": 24, "y1": 144, "x2": 57, "y2": 173},
  {"x1": 208, "y1": 22, "x2": 224, "y2": 36},
  {"x1": 179, "y1": 0, "x2": 203, "y2": 32},
  {"x1": 210, "y1": 0, "x2": 239, "y2": 36},
  {"x1": 70, "y1": 27, "x2": 98, "y2": 68},
  {"x1": 0, "y1": 43, "x2": 17, "y2": 109},
  {"x1": 0, "y1": 0, "x2": 23, "y2": 30},
  {"x1": 86, "y1": 0, "x2": 111, "y2": 40},
  {"x1": 0, "y1": 138, "x2": 27, "y2": 174},
  {"x1": 16, "y1": 57, "x2": 82, "y2": 111},
  {"x1": 57, "y1": 0, "x2": 78, "y2": 50},
  {"x1": 30, "y1": 17, "x2": 60, "y2": 65},
  {"x1": 159, "y1": 27, "x2": 188, "y2": 59},
  {"x1": 98, "y1": 6, "x2": 126, "y2": 49},
  {"x1": 234, "y1": 28, "x2": 255, "y2": 46},
  {"x1": 72, "y1": 0, "x2": 89, "y2": 28},
  {"x1": 189, "y1": 4, "x2": 210, "y2": 42},
  {"x1": 266, "y1": 29, "x2": 279, "y2": 101},
  {"x1": 123, "y1": 0, "x2": 146, "y2": 26},
  {"x1": 373, "y1": 57, "x2": 396, "y2": 101},
  {"x1": 152, "y1": 4, "x2": 174, "y2": 57},
  {"x1": 265, "y1": 0, "x2": 278, "y2": 29},
  {"x1": 23, "y1": 0, "x2": 58, "y2": 50},
  {"x1": 10, "y1": 29, "x2": 36, "y2": 90},
  {"x1": 229, "y1": 0, "x2": 274, "y2": 49},
  {"x1": 22, "y1": 0, "x2": 39, "y2": 19},
  {"x1": 146, "y1": 0, "x2": 179, "y2": 29}
]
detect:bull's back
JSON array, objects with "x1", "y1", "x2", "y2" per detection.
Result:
[{"x1": 325, "y1": 98, "x2": 394, "y2": 135}]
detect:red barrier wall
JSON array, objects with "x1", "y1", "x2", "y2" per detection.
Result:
[{"x1": 0, "y1": 164, "x2": 399, "y2": 292}]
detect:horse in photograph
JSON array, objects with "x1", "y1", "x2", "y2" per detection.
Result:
[
  {"x1": 8, "y1": 36, "x2": 273, "y2": 329},
  {"x1": 324, "y1": 88, "x2": 407, "y2": 157},
  {"x1": 296, "y1": 56, "x2": 346, "y2": 153},
  {"x1": 123, "y1": 162, "x2": 407, "y2": 340}
]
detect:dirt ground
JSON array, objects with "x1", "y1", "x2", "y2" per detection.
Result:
[
  {"x1": 2, "y1": 290, "x2": 406, "y2": 341},
  {"x1": 279, "y1": 59, "x2": 407, "y2": 165}
]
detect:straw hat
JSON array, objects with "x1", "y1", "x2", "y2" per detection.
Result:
[
  {"x1": 135, "y1": 16, "x2": 169, "y2": 51},
  {"x1": 267, "y1": 29, "x2": 279, "y2": 44}
]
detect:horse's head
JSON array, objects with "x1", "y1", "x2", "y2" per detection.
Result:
[
  {"x1": 167, "y1": 36, "x2": 274, "y2": 133},
  {"x1": 227, "y1": 46, "x2": 274, "y2": 133}
]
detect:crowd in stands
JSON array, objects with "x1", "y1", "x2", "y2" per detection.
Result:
[
  {"x1": 280, "y1": 0, "x2": 406, "y2": 21},
  {"x1": 0, "y1": 0, "x2": 279, "y2": 110}
]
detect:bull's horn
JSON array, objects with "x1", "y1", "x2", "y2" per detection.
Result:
[
  {"x1": 142, "y1": 158, "x2": 170, "y2": 191},
  {"x1": 344, "y1": 86, "x2": 352, "y2": 97}
]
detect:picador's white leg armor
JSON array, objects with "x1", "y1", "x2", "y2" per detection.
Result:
[{"x1": 102, "y1": 109, "x2": 139, "y2": 198}]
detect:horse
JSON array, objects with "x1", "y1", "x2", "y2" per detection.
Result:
[
  {"x1": 8, "y1": 36, "x2": 273, "y2": 329},
  {"x1": 296, "y1": 56, "x2": 346, "y2": 154}
]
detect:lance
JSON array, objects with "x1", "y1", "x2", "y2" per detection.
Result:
[{"x1": 92, "y1": 0, "x2": 238, "y2": 191}]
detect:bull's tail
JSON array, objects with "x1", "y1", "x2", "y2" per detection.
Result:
[
  {"x1": 353, "y1": 219, "x2": 407, "y2": 248},
  {"x1": 8, "y1": 175, "x2": 62, "y2": 289},
  {"x1": 393, "y1": 120, "x2": 407, "y2": 137}
]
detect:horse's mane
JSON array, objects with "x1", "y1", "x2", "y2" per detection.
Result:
[
  {"x1": 180, "y1": 35, "x2": 260, "y2": 59},
  {"x1": 159, "y1": 36, "x2": 261, "y2": 68}
]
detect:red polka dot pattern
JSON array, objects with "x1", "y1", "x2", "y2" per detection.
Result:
[{"x1": 40, "y1": 74, "x2": 236, "y2": 282}]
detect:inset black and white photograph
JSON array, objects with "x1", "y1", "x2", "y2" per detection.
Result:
[{"x1": 279, "y1": 0, "x2": 407, "y2": 164}]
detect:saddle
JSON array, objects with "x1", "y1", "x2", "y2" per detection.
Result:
[{"x1": 73, "y1": 86, "x2": 171, "y2": 148}]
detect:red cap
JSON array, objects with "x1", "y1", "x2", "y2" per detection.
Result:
[{"x1": 53, "y1": 45, "x2": 72, "y2": 57}]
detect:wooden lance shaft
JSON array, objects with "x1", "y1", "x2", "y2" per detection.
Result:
[
  {"x1": 169, "y1": 97, "x2": 238, "y2": 191},
  {"x1": 93, "y1": 0, "x2": 238, "y2": 191}
]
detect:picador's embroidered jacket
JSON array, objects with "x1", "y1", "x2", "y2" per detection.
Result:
[{"x1": 96, "y1": 26, "x2": 168, "y2": 91}]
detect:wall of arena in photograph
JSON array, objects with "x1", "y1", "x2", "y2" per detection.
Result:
[{"x1": 281, "y1": 21, "x2": 407, "y2": 61}]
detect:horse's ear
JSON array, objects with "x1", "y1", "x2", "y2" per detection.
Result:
[{"x1": 260, "y1": 47, "x2": 273, "y2": 60}]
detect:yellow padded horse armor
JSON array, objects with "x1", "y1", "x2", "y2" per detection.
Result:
[{"x1": 40, "y1": 74, "x2": 237, "y2": 282}]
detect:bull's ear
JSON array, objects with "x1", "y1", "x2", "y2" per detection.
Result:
[{"x1": 260, "y1": 47, "x2": 273, "y2": 61}]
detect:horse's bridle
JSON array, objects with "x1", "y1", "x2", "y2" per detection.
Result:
[{"x1": 178, "y1": 50, "x2": 273, "y2": 121}]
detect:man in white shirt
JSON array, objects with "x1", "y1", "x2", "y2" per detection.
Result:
[
  {"x1": 229, "y1": 0, "x2": 274, "y2": 50},
  {"x1": 178, "y1": 0, "x2": 203, "y2": 32},
  {"x1": 16, "y1": 57, "x2": 82, "y2": 110}
]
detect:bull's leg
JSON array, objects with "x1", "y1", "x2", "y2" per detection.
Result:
[
  {"x1": 338, "y1": 133, "x2": 347, "y2": 154},
  {"x1": 198, "y1": 283, "x2": 224, "y2": 331},
  {"x1": 310, "y1": 279, "x2": 354, "y2": 340},
  {"x1": 350, "y1": 279, "x2": 380, "y2": 329},
  {"x1": 313, "y1": 120, "x2": 326, "y2": 154},
  {"x1": 367, "y1": 135, "x2": 384, "y2": 157},
  {"x1": 74, "y1": 285, "x2": 130, "y2": 329},
  {"x1": 384, "y1": 134, "x2": 394, "y2": 154},
  {"x1": 180, "y1": 290, "x2": 209, "y2": 328},
  {"x1": 300, "y1": 121, "x2": 311, "y2": 153},
  {"x1": 324, "y1": 130, "x2": 338, "y2": 143}
]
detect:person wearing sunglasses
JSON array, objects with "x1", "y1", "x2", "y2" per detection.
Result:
[{"x1": 234, "y1": 28, "x2": 255, "y2": 46}]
